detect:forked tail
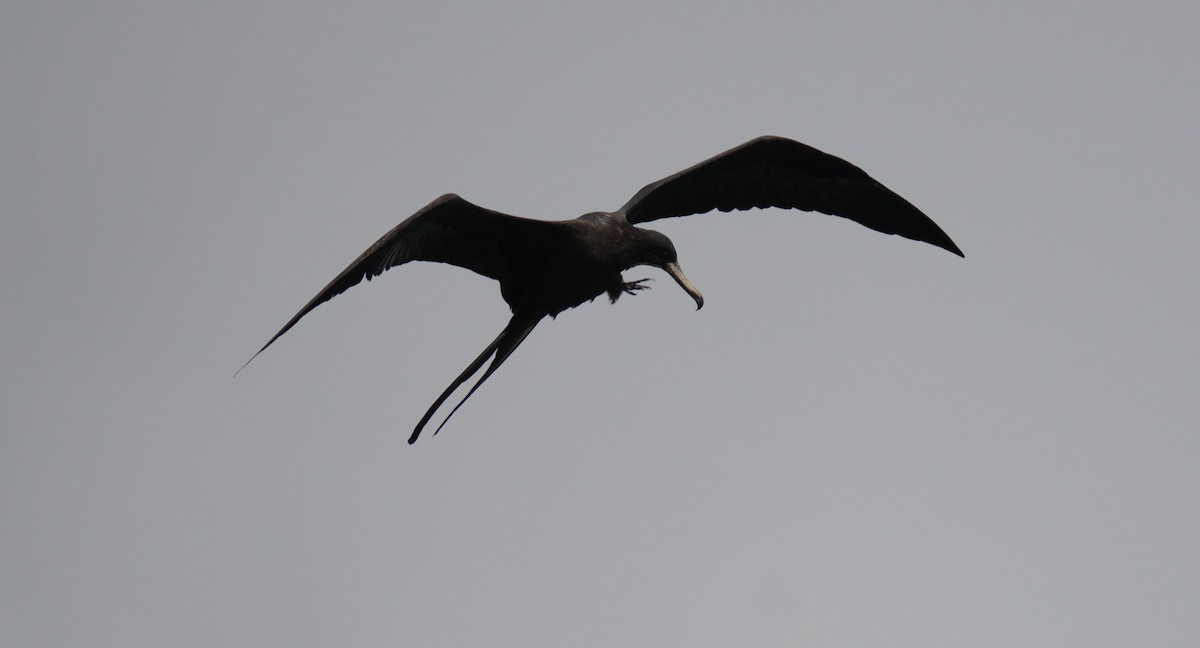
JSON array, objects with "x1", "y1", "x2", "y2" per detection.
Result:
[{"x1": 408, "y1": 315, "x2": 541, "y2": 444}]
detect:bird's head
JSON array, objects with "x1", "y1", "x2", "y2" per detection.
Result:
[{"x1": 635, "y1": 229, "x2": 704, "y2": 310}]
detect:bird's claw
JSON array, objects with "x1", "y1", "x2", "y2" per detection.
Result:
[{"x1": 622, "y1": 278, "x2": 653, "y2": 295}]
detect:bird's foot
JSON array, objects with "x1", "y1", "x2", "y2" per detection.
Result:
[{"x1": 622, "y1": 278, "x2": 653, "y2": 295}]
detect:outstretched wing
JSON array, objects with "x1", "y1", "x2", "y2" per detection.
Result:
[
  {"x1": 238, "y1": 194, "x2": 551, "y2": 373},
  {"x1": 618, "y1": 136, "x2": 963, "y2": 256}
]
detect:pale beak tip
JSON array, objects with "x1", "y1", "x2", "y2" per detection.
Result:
[{"x1": 662, "y1": 261, "x2": 704, "y2": 312}]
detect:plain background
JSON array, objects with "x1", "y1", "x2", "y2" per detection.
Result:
[{"x1": 4, "y1": 1, "x2": 1198, "y2": 646}]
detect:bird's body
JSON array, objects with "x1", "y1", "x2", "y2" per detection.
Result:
[{"x1": 240, "y1": 136, "x2": 962, "y2": 443}]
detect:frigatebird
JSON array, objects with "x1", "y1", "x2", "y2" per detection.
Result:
[{"x1": 240, "y1": 136, "x2": 962, "y2": 443}]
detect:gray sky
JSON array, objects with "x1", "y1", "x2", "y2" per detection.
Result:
[{"x1": 4, "y1": 1, "x2": 1198, "y2": 646}]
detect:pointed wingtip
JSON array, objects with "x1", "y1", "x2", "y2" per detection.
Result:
[
  {"x1": 232, "y1": 339, "x2": 275, "y2": 379},
  {"x1": 928, "y1": 229, "x2": 964, "y2": 258},
  {"x1": 232, "y1": 352, "x2": 259, "y2": 379}
]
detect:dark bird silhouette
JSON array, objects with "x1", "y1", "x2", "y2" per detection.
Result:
[{"x1": 239, "y1": 136, "x2": 962, "y2": 443}]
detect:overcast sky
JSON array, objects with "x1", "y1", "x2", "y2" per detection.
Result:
[{"x1": 4, "y1": 1, "x2": 1198, "y2": 646}]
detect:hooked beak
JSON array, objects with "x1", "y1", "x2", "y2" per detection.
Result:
[{"x1": 663, "y1": 261, "x2": 704, "y2": 310}]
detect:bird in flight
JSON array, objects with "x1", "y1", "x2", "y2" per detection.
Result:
[{"x1": 240, "y1": 136, "x2": 962, "y2": 443}]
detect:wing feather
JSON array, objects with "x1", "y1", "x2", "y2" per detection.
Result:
[
  {"x1": 238, "y1": 194, "x2": 554, "y2": 373},
  {"x1": 619, "y1": 136, "x2": 963, "y2": 256}
]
